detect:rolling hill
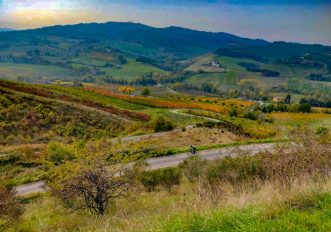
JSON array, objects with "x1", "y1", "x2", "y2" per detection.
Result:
[
  {"x1": 0, "y1": 28, "x2": 14, "y2": 32},
  {"x1": 0, "y1": 21, "x2": 330, "y2": 97},
  {"x1": 0, "y1": 22, "x2": 267, "y2": 59}
]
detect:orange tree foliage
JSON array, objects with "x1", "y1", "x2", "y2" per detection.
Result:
[
  {"x1": 119, "y1": 86, "x2": 135, "y2": 95},
  {"x1": 85, "y1": 86, "x2": 252, "y2": 114}
]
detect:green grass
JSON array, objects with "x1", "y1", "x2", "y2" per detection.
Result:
[
  {"x1": 155, "y1": 192, "x2": 331, "y2": 232},
  {"x1": 186, "y1": 73, "x2": 226, "y2": 86},
  {"x1": 9, "y1": 182, "x2": 331, "y2": 232},
  {"x1": 102, "y1": 59, "x2": 167, "y2": 81},
  {"x1": 70, "y1": 56, "x2": 107, "y2": 67},
  {"x1": 0, "y1": 63, "x2": 77, "y2": 81},
  {"x1": 213, "y1": 55, "x2": 327, "y2": 93}
]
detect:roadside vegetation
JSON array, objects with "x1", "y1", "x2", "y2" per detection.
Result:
[
  {"x1": 1, "y1": 131, "x2": 331, "y2": 231},
  {"x1": 0, "y1": 20, "x2": 331, "y2": 232}
]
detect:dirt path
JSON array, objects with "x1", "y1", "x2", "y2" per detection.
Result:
[{"x1": 170, "y1": 109, "x2": 220, "y2": 123}]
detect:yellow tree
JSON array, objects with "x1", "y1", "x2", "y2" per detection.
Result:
[{"x1": 119, "y1": 86, "x2": 135, "y2": 95}]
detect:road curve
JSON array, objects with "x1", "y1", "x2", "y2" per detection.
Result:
[{"x1": 14, "y1": 143, "x2": 275, "y2": 196}]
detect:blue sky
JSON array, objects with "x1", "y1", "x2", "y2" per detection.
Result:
[{"x1": 0, "y1": 0, "x2": 330, "y2": 45}]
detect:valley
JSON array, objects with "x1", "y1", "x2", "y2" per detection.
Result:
[{"x1": 0, "y1": 21, "x2": 331, "y2": 232}]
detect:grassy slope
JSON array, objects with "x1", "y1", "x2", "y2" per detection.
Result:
[
  {"x1": 0, "y1": 86, "x2": 127, "y2": 144},
  {"x1": 9, "y1": 178, "x2": 331, "y2": 232},
  {"x1": 185, "y1": 54, "x2": 330, "y2": 93},
  {"x1": 103, "y1": 59, "x2": 167, "y2": 81},
  {"x1": 0, "y1": 63, "x2": 78, "y2": 81}
]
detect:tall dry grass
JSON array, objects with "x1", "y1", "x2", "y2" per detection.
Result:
[{"x1": 11, "y1": 131, "x2": 331, "y2": 232}]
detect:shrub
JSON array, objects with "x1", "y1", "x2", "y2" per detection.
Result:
[
  {"x1": 139, "y1": 167, "x2": 181, "y2": 192},
  {"x1": 298, "y1": 103, "x2": 311, "y2": 113},
  {"x1": 158, "y1": 167, "x2": 181, "y2": 191},
  {"x1": 51, "y1": 161, "x2": 133, "y2": 215},
  {"x1": 243, "y1": 110, "x2": 259, "y2": 120},
  {"x1": 141, "y1": 88, "x2": 151, "y2": 97},
  {"x1": 0, "y1": 186, "x2": 23, "y2": 221},
  {"x1": 46, "y1": 142, "x2": 75, "y2": 163},
  {"x1": 139, "y1": 170, "x2": 160, "y2": 192},
  {"x1": 261, "y1": 133, "x2": 331, "y2": 184},
  {"x1": 316, "y1": 127, "x2": 329, "y2": 135},
  {"x1": 180, "y1": 156, "x2": 207, "y2": 183},
  {"x1": 204, "y1": 156, "x2": 266, "y2": 188},
  {"x1": 152, "y1": 117, "x2": 174, "y2": 132},
  {"x1": 288, "y1": 104, "x2": 300, "y2": 112},
  {"x1": 229, "y1": 108, "x2": 238, "y2": 117}
]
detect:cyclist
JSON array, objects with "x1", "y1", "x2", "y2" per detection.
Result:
[{"x1": 189, "y1": 145, "x2": 197, "y2": 155}]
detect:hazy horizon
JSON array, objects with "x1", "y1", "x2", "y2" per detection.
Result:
[{"x1": 0, "y1": 0, "x2": 330, "y2": 45}]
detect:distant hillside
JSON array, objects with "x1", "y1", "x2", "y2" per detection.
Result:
[
  {"x1": 216, "y1": 42, "x2": 331, "y2": 63},
  {"x1": 0, "y1": 22, "x2": 267, "y2": 59},
  {"x1": 0, "y1": 21, "x2": 330, "y2": 93},
  {"x1": 0, "y1": 28, "x2": 14, "y2": 32}
]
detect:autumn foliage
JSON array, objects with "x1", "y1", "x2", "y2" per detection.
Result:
[
  {"x1": 85, "y1": 86, "x2": 250, "y2": 114},
  {"x1": 0, "y1": 81, "x2": 150, "y2": 122}
]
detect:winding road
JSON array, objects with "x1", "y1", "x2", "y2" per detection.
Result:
[
  {"x1": 14, "y1": 143, "x2": 275, "y2": 196},
  {"x1": 13, "y1": 109, "x2": 276, "y2": 196}
]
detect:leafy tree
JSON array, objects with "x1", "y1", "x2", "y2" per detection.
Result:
[
  {"x1": 46, "y1": 142, "x2": 75, "y2": 163},
  {"x1": 284, "y1": 94, "x2": 291, "y2": 104},
  {"x1": 152, "y1": 117, "x2": 174, "y2": 132},
  {"x1": 229, "y1": 108, "x2": 238, "y2": 117},
  {"x1": 238, "y1": 79, "x2": 261, "y2": 99},
  {"x1": 141, "y1": 88, "x2": 151, "y2": 97},
  {"x1": 118, "y1": 55, "x2": 127, "y2": 65},
  {"x1": 119, "y1": 86, "x2": 135, "y2": 95},
  {"x1": 298, "y1": 103, "x2": 311, "y2": 113},
  {"x1": 201, "y1": 82, "x2": 216, "y2": 93}
]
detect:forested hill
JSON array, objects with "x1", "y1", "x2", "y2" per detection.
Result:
[{"x1": 0, "y1": 21, "x2": 268, "y2": 59}]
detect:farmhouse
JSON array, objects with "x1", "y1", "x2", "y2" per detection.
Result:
[{"x1": 272, "y1": 96, "x2": 285, "y2": 103}]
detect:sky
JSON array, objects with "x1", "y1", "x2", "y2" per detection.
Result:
[{"x1": 0, "y1": 0, "x2": 330, "y2": 45}]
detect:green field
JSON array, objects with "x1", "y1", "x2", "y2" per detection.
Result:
[
  {"x1": 103, "y1": 59, "x2": 168, "y2": 81},
  {"x1": 0, "y1": 63, "x2": 77, "y2": 81}
]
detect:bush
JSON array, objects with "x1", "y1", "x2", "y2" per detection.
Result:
[
  {"x1": 204, "y1": 156, "x2": 266, "y2": 188},
  {"x1": 298, "y1": 103, "x2": 311, "y2": 113},
  {"x1": 159, "y1": 167, "x2": 181, "y2": 191},
  {"x1": 139, "y1": 167, "x2": 181, "y2": 192},
  {"x1": 46, "y1": 142, "x2": 75, "y2": 163},
  {"x1": 141, "y1": 88, "x2": 151, "y2": 97},
  {"x1": 51, "y1": 161, "x2": 133, "y2": 215},
  {"x1": 261, "y1": 133, "x2": 331, "y2": 184},
  {"x1": 139, "y1": 170, "x2": 161, "y2": 192},
  {"x1": 229, "y1": 108, "x2": 238, "y2": 117},
  {"x1": 316, "y1": 127, "x2": 329, "y2": 135},
  {"x1": 243, "y1": 111, "x2": 259, "y2": 120},
  {"x1": 0, "y1": 186, "x2": 23, "y2": 221},
  {"x1": 152, "y1": 117, "x2": 174, "y2": 132},
  {"x1": 288, "y1": 104, "x2": 300, "y2": 113},
  {"x1": 180, "y1": 156, "x2": 207, "y2": 183}
]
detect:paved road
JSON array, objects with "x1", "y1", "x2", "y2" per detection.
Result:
[
  {"x1": 14, "y1": 181, "x2": 47, "y2": 196},
  {"x1": 14, "y1": 143, "x2": 275, "y2": 196},
  {"x1": 146, "y1": 143, "x2": 274, "y2": 170}
]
